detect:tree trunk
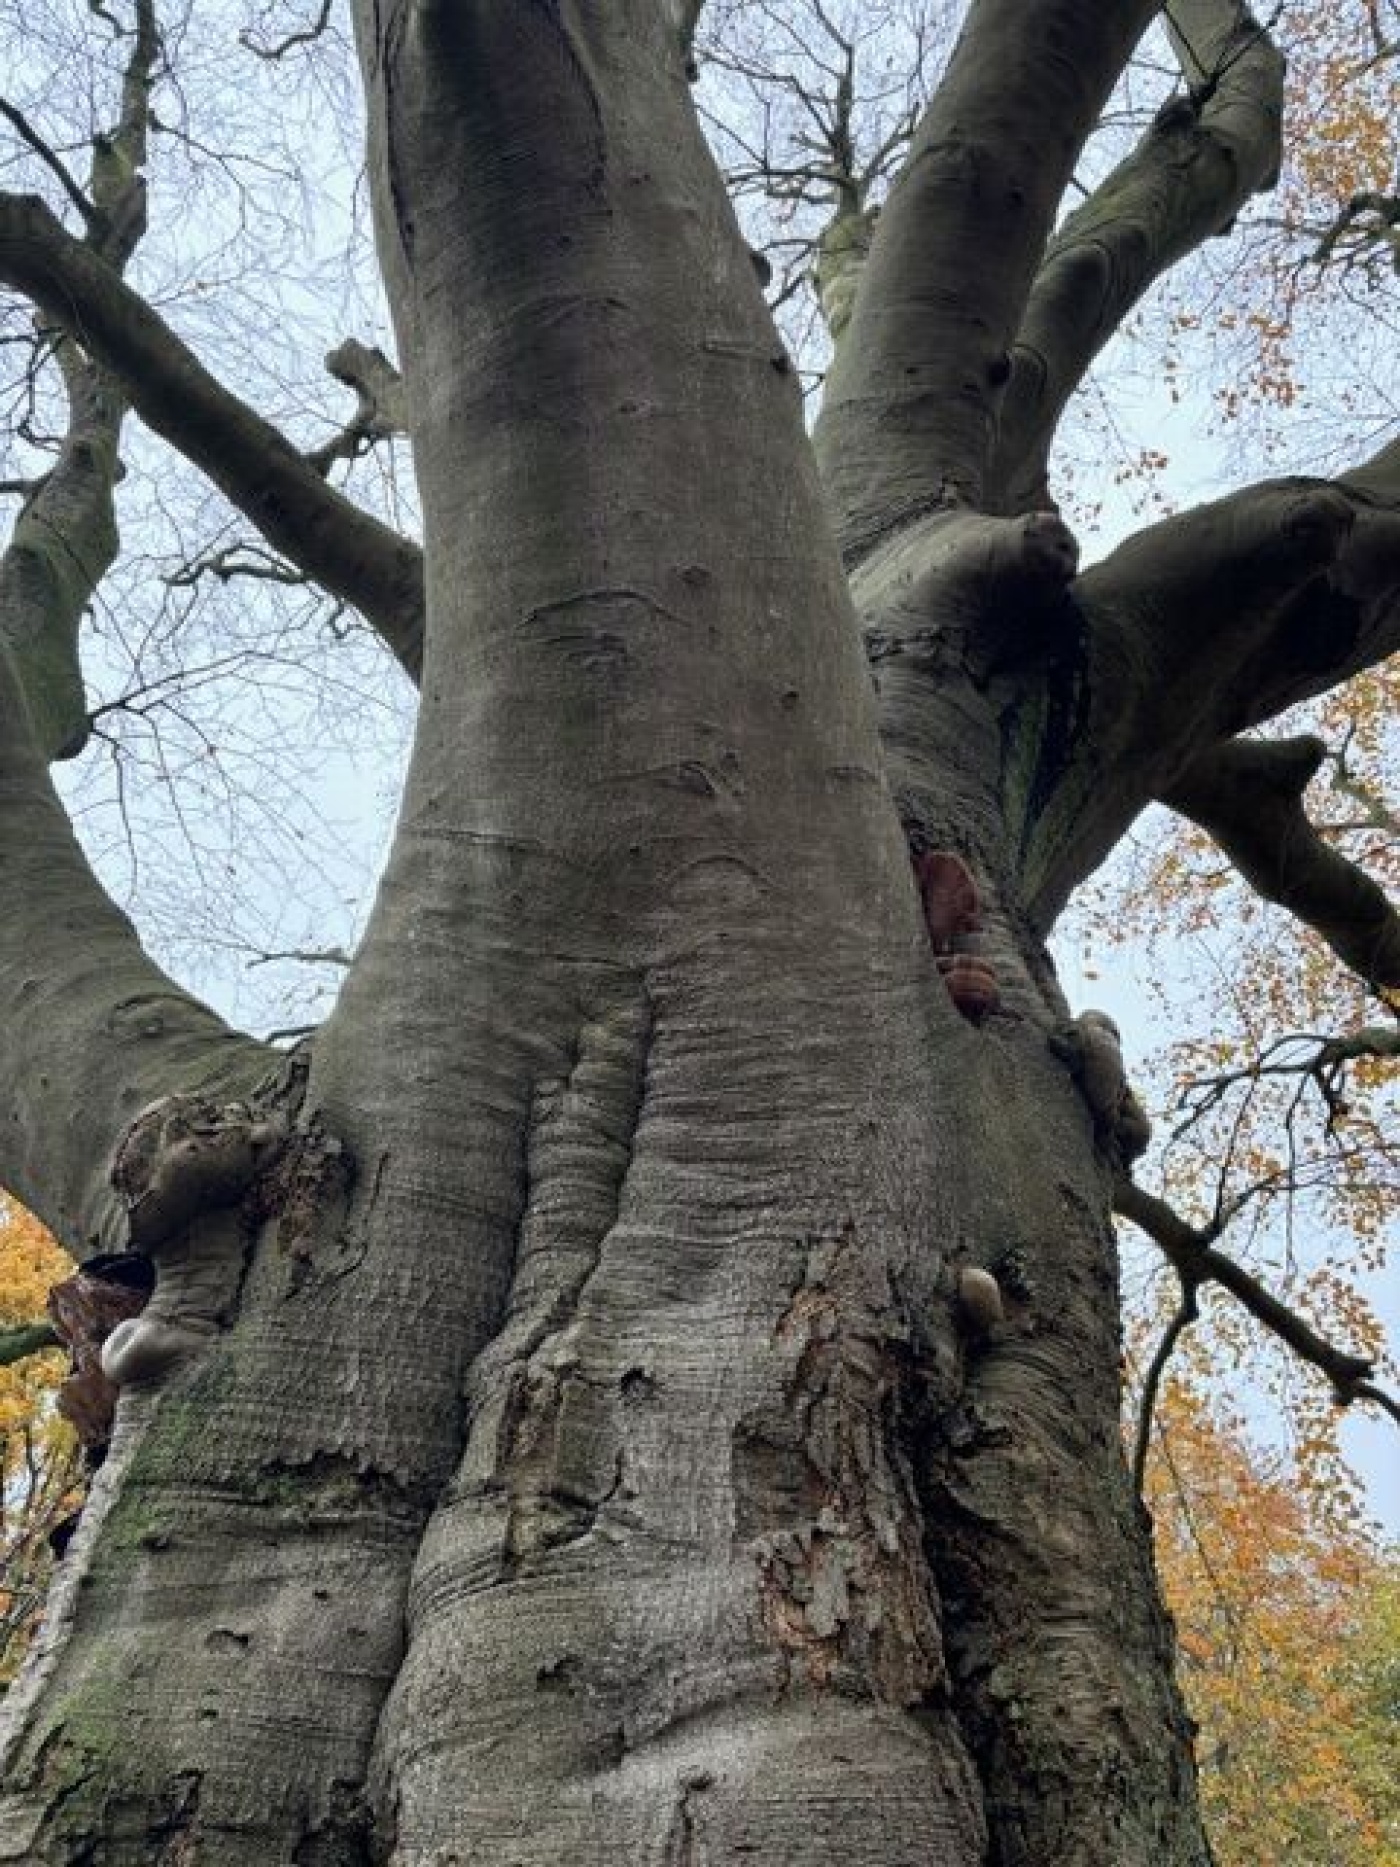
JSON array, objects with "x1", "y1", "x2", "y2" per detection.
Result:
[{"x1": 1, "y1": 4, "x2": 1285, "y2": 1863}]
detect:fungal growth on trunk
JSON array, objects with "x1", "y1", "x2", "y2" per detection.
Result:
[
  {"x1": 1052, "y1": 1010, "x2": 1154, "y2": 1165},
  {"x1": 47, "y1": 1254, "x2": 155, "y2": 1457},
  {"x1": 911, "y1": 848, "x2": 1001, "y2": 1020},
  {"x1": 98, "y1": 1095, "x2": 286, "y2": 1388}
]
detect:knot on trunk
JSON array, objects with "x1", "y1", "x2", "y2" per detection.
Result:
[{"x1": 97, "y1": 1095, "x2": 289, "y2": 1391}]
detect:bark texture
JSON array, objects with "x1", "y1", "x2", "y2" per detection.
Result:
[{"x1": 1, "y1": 0, "x2": 1398, "y2": 1863}]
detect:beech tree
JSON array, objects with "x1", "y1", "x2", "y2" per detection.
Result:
[{"x1": 1, "y1": 0, "x2": 1399, "y2": 1861}]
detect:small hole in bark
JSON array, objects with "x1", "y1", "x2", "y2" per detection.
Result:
[
  {"x1": 205, "y1": 1628, "x2": 251, "y2": 1654},
  {"x1": 620, "y1": 1365, "x2": 655, "y2": 1402}
]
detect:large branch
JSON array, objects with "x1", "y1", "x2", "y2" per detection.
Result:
[
  {"x1": 1088, "y1": 464, "x2": 1400, "y2": 738},
  {"x1": 1023, "y1": 456, "x2": 1400, "y2": 925},
  {"x1": 1164, "y1": 735, "x2": 1400, "y2": 989},
  {"x1": 991, "y1": 0, "x2": 1284, "y2": 513},
  {"x1": 0, "y1": 193, "x2": 425, "y2": 682},
  {"x1": 0, "y1": 347, "x2": 122, "y2": 759},
  {"x1": 0, "y1": 641, "x2": 271, "y2": 1250},
  {"x1": 813, "y1": 0, "x2": 1158, "y2": 560}
]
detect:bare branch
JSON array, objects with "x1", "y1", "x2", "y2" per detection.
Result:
[
  {"x1": 814, "y1": 0, "x2": 1159, "y2": 559},
  {"x1": 247, "y1": 945, "x2": 351, "y2": 969},
  {"x1": 1115, "y1": 1178, "x2": 1390, "y2": 1412},
  {"x1": 0, "y1": 193, "x2": 425, "y2": 681},
  {"x1": 1173, "y1": 1024, "x2": 1400, "y2": 1141},
  {"x1": 1164, "y1": 735, "x2": 1400, "y2": 990},
  {"x1": 306, "y1": 338, "x2": 410, "y2": 474},
  {"x1": 163, "y1": 542, "x2": 311, "y2": 590},
  {"x1": 238, "y1": 0, "x2": 334, "y2": 60},
  {"x1": 0, "y1": 100, "x2": 100, "y2": 231},
  {"x1": 992, "y1": 0, "x2": 1285, "y2": 513},
  {"x1": 1132, "y1": 1279, "x2": 1199, "y2": 1496}
]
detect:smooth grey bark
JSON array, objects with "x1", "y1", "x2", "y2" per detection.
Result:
[
  {"x1": 0, "y1": 0, "x2": 1398, "y2": 1863},
  {"x1": 990, "y1": 0, "x2": 1285, "y2": 512},
  {"x1": 814, "y1": 0, "x2": 1159, "y2": 555}
]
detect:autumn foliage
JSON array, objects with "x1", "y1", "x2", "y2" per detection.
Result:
[
  {"x1": 1144, "y1": 1373, "x2": 1400, "y2": 1865},
  {"x1": 0, "y1": 1195, "x2": 76, "y2": 1686}
]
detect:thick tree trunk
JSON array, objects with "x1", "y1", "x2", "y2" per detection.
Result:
[{"x1": 0, "y1": 6, "x2": 1215, "y2": 1864}]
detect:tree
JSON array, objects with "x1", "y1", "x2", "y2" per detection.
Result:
[
  {"x1": 1144, "y1": 1373, "x2": 1400, "y2": 1867},
  {"x1": 1, "y1": 0, "x2": 1399, "y2": 1860}
]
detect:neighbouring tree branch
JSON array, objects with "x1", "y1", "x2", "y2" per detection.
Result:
[
  {"x1": 0, "y1": 194, "x2": 425, "y2": 681},
  {"x1": 1175, "y1": 1024, "x2": 1400, "y2": 1134},
  {"x1": 0, "y1": 1320, "x2": 60, "y2": 1368},
  {"x1": 992, "y1": 0, "x2": 1285, "y2": 513},
  {"x1": 1115, "y1": 1177, "x2": 1389, "y2": 1410},
  {"x1": 1164, "y1": 735, "x2": 1400, "y2": 990},
  {"x1": 814, "y1": 0, "x2": 1159, "y2": 557}
]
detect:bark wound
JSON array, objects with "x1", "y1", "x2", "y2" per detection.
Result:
[
  {"x1": 663, "y1": 1768, "x2": 714, "y2": 1866},
  {"x1": 734, "y1": 1231, "x2": 946, "y2": 1706}
]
